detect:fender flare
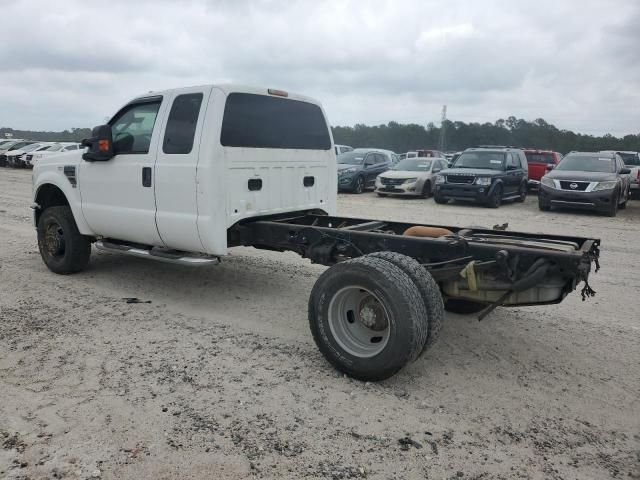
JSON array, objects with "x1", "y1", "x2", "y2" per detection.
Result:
[
  {"x1": 33, "y1": 172, "x2": 93, "y2": 235},
  {"x1": 487, "y1": 179, "x2": 504, "y2": 196}
]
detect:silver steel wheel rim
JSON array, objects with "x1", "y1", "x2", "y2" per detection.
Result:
[{"x1": 328, "y1": 286, "x2": 391, "y2": 358}]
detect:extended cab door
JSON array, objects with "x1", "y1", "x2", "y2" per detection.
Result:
[
  {"x1": 154, "y1": 87, "x2": 211, "y2": 252},
  {"x1": 79, "y1": 97, "x2": 166, "y2": 246}
]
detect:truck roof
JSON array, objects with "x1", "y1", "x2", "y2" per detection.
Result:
[{"x1": 131, "y1": 84, "x2": 321, "y2": 106}]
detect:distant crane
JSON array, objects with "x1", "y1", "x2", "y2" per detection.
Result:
[{"x1": 438, "y1": 105, "x2": 447, "y2": 151}]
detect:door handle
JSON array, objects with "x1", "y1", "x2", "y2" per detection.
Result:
[{"x1": 142, "y1": 167, "x2": 152, "y2": 187}]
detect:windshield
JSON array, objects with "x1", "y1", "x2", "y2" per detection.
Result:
[
  {"x1": 618, "y1": 152, "x2": 640, "y2": 166},
  {"x1": 46, "y1": 144, "x2": 63, "y2": 152},
  {"x1": 392, "y1": 158, "x2": 433, "y2": 171},
  {"x1": 555, "y1": 155, "x2": 615, "y2": 173},
  {"x1": 21, "y1": 144, "x2": 43, "y2": 153},
  {"x1": 337, "y1": 151, "x2": 365, "y2": 165},
  {"x1": 7, "y1": 142, "x2": 33, "y2": 151},
  {"x1": 453, "y1": 151, "x2": 505, "y2": 170},
  {"x1": 525, "y1": 152, "x2": 555, "y2": 164}
]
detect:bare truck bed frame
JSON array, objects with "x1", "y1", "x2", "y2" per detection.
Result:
[{"x1": 230, "y1": 212, "x2": 600, "y2": 312}]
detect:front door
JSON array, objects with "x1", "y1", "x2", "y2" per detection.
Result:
[{"x1": 79, "y1": 97, "x2": 166, "y2": 246}]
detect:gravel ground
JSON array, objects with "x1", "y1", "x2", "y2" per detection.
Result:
[{"x1": 1, "y1": 168, "x2": 639, "y2": 480}]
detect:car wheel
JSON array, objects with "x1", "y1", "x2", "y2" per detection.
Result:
[
  {"x1": 308, "y1": 255, "x2": 429, "y2": 381},
  {"x1": 538, "y1": 199, "x2": 551, "y2": 211},
  {"x1": 37, "y1": 206, "x2": 91, "y2": 274},
  {"x1": 607, "y1": 190, "x2": 619, "y2": 217},
  {"x1": 376, "y1": 192, "x2": 388, "y2": 197},
  {"x1": 434, "y1": 194, "x2": 448, "y2": 204},
  {"x1": 619, "y1": 188, "x2": 629, "y2": 209},
  {"x1": 354, "y1": 176, "x2": 365, "y2": 194},
  {"x1": 515, "y1": 182, "x2": 527, "y2": 202},
  {"x1": 487, "y1": 185, "x2": 502, "y2": 208},
  {"x1": 421, "y1": 181, "x2": 431, "y2": 198}
]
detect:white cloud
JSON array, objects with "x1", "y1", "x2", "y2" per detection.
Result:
[{"x1": 0, "y1": 0, "x2": 638, "y2": 136}]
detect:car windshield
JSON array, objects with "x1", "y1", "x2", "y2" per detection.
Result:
[
  {"x1": 618, "y1": 152, "x2": 640, "y2": 166},
  {"x1": 525, "y1": 152, "x2": 555, "y2": 164},
  {"x1": 8, "y1": 142, "x2": 33, "y2": 151},
  {"x1": 392, "y1": 158, "x2": 433, "y2": 171},
  {"x1": 555, "y1": 155, "x2": 615, "y2": 173},
  {"x1": 21, "y1": 144, "x2": 43, "y2": 153},
  {"x1": 337, "y1": 152, "x2": 366, "y2": 165},
  {"x1": 453, "y1": 151, "x2": 505, "y2": 170}
]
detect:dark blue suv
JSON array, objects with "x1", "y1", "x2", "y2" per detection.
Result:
[
  {"x1": 337, "y1": 149, "x2": 393, "y2": 194},
  {"x1": 433, "y1": 147, "x2": 528, "y2": 208}
]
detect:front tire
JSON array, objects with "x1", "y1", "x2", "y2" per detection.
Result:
[
  {"x1": 421, "y1": 181, "x2": 432, "y2": 199},
  {"x1": 606, "y1": 190, "x2": 619, "y2": 217},
  {"x1": 515, "y1": 182, "x2": 527, "y2": 202},
  {"x1": 434, "y1": 194, "x2": 448, "y2": 204},
  {"x1": 487, "y1": 185, "x2": 502, "y2": 208},
  {"x1": 353, "y1": 176, "x2": 365, "y2": 194},
  {"x1": 37, "y1": 206, "x2": 91, "y2": 274},
  {"x1": 308, "y1": 255, "x2": 428, "y2": 381}
]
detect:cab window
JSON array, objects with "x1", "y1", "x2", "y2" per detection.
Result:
[
  {"x1": 110, "y1": 100, "x2": 162, "y2": 154},
  {"x1": 163, "y1": 93, "x2": 203, "y2": 154}
]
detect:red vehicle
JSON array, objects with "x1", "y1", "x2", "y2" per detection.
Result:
[{"x1": 523, "y1": 149, "x2": 563, "y2": 188}]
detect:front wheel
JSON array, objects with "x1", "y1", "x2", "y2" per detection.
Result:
[
  {"x1": 421, "y1": 181, "x2": 431, "y2": 198},
  {"x1": 487, "y1": 185, "x2": 502, "y2": 208},
  {"x1": 434, "y1": 194, "x2": 448, "y2": 204},
  {"x1": 515, "y1": 183, "x2": 527, "y2": 202},
  {"x1": 37, "y1": 206, "x2": 91, "y2": 274},
  {"x1": 353, "y1": 176, "x2": 365, "y2": 194},
  {"x1": 308, "y1": 255, "x2": 428, "y2": 381},
  {"x1": 606, "y1": 191, "x2": 619, "y2": 217}
]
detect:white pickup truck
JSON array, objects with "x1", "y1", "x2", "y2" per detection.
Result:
[{"x1": 32, "y1": 84, "x2": 601, "y2": 381}]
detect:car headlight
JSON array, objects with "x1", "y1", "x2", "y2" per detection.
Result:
[
  {"x1": 475, "y1": 177, "x2": 491, "y2": 186},
  {"x1": 403, "y1": 178, "x2": 418, "y2": 184},
  {"x1": 540, "y1": 177, "x2": 555, "y2": 188},
  {"x1": 340, "y1": 167, "x2": 357, "y2": 175},
  {"x1": 435, "y1": 175, "x2": 445, "y2": 184},
  {"x1": 593, "y1": 181, "x2": 617, "y2": 191}
]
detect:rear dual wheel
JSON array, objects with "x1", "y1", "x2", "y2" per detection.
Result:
[{"x1": 308, "y1": 253, "x2": 443, "y2": 381}]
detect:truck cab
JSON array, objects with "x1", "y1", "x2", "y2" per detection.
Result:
[{"x1": 33, "y1": 84, "x2": 336, "y2": 261}]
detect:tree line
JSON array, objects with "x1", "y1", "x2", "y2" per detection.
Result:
[
  {"x1": 3, "y1": 116, "x2": 639, "y2": 154},
  {"x1": 332, "y1": 117, "x2": 640, "y2": 154}
]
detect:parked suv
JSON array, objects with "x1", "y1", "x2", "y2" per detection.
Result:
[
  {"x1": 337, "y1": 149, "x2": 392, "y2": 193},
  {"x1": 523, "y1": 149, "x2": 562, "y2": 188},
  {"x1": 539, "y1": 152, "x2": 631, "y2": 216},
  {"x1": 433, "y1": 147, "x2": 528, "y2": 207},
  {"x1": 600, "y1": 151, "x2": 639, "y2": 197}
]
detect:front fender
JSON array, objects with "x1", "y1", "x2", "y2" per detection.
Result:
[
  {"x1": 33, "y1": 170, "x2": 93, "y2": 235},
  {"x1": 487, "y1": 179, "x2": 505, "y2": 195}
]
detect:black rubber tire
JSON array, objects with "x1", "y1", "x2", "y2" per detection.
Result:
[
  {"x1": 308, "y1": 255, "x2": 428, "y2": 381},
  {"x1": 368, "y1": 252, "x2": 444, "y2": 351},
  {"x1": 421, "y1": 181, "x2": 432, "y2": 199},
  {"x1": 606, "y1": 190, "x2": 619, "y2": 217},
  {"x1": 538, "y1": 199, "x2": 551, "y2": 211},
  {"x1": 376, "y1": 192, "x2": 388, "y2": 197},
  {"x1": 37, "y1": 206, "x2": 91, "y2": 274},
  {"x1": 619, "y1": 189, "x2": 628, "y2": 209},
  {"x1": 515, "y1": 182, "x2": 527, "y2": 202},
  {"x1": 353, "y1": 176, "x2": 365, "y2": 194},
  {"x1": 487, "y1": 185, "x2": 502, "y2": 208},
  {"x1": 444, "y1": 299, "x2": 488, "y2": 314},
  {"x1": 434, "y1": 194, "x2": 448, "y2": 204}
]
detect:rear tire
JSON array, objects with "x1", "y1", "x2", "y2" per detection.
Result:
[
  {"x1": 368, "y1": 252, "x2": 444, "y2": 351},
  {"x1": 37, "y1": 206, "x2": 91, "y2": 274},
  {"x1": 308, "y1": 255, "x2": 428, "y2": 381},
  {"x1": 444, "y1": 299, "x2": 488, "y2": 315},
  {"x1": 515, "y1": 182, "x2": 527, "y2": 202}
]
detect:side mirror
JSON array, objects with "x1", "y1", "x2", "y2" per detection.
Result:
[
  {"x1": 82, "y1": 125, "x2": 114, "y2": 162},
  {"x1": 545, "y1": 164, "x2": 555, "y2": 171},
  {"x1": 620, "y1": 167, "x2": 631, "y2": 175}
]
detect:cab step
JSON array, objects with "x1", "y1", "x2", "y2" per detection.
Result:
[{"x1": 95, "y1": 240, "x2": 220, "y2": 266}]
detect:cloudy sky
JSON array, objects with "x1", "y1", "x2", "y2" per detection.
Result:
[{"x1": 1, "y1": 0, "x2": 638, "y2": 135}]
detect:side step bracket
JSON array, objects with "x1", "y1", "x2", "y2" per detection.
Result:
[{"x1": 95, "y1": 240, "x2": 220, "y2": 266}]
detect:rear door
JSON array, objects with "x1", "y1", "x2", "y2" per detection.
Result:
[
  {"x1": 154, "y1": 87, "x2": 211, "y2": 252},
  {"x1": 504, "y1": 153, "x2": 520, "y2": 194}
]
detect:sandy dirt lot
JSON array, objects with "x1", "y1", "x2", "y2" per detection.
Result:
[{"x1": 1, "y1": 168, "x2": 638, "y2": 480}]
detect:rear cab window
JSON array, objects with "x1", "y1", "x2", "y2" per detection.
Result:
[
  {"x1": 163, "y1": 93, "x2": 203, "y2": 154},
  {"x1": 220, "y1": 93, "x2": 331, "y2": 150}
]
